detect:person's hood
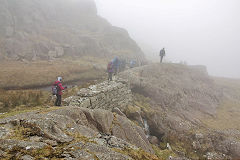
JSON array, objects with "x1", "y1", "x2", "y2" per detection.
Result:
[{"x1": 57, "y1": 77, "x2": 62, "y2": 81}]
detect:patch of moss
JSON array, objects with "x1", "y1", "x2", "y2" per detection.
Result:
[
  {"x1": 1, "y1": 139, "x2": 77, "y2": 159},
  {"x1": 133, "y1": 93, "x2": 156, "y2": 115},
  {"x1": 158, "y1": 142, "x2": 167, "y2": 150},
  {"x1": 6, "y1": 126, "x2": 33, "y2": 141},
  {"x1": 125, "y1": 105, "x2": 140, "y2": 114},
  {"x1": 113, "y1": 147, "x2": 160, "y2": 160},
  {"x1": 0, "y1": 105, "x2": 60, "y2": 119},
  {"x1": 65, "y1": 130, "x2": 97, "y2": 144},
  {"x1": 37, "y1": 106, "x2": 62, "y2": 114},
  {"x1": 165, "y1": 134, "x2": 203, "y2": 160},
  {"x1": 152, "y1": 145, "x2": 175, "y2": 160},
  {"x1": 31, "y1": 145, "x2": 55, "y2": 158},
  {"x1": 86, "y1": 149, "x2": 100, "y2": 160}
]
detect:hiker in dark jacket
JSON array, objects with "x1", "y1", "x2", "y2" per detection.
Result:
[
  {"x1": 53, "y1": 77, "x2": 67, "y2": 106},
  {"x1": 130, "y1": 60, "x2": 136, "y2": 68},
  {"x1": 112, "y1": 57, "x2": 120, "y2": 75},
  {"x1": 107, "y1": 61, "x2": 114, "y2": 81},
  {"x1": 159, "y1": 48, "x2": 166, "y2": 63}
]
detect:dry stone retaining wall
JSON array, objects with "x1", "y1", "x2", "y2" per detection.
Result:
[{"x1": 64, "y1": 80, "x2": 132, "y2": 111}]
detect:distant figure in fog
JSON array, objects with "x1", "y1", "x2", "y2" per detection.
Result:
[
  {"x1": 130, "y1": 60, "x2": 136, "y2": 68},
  {"x1": 107, "y1": 61, "x2": 114, "y2": 81},
  {"x1": 159, "y1": 48, "x2": 166, "y2": 63},
  {"x1": 52, "y1": 77, "x2": 67, "y2": 106}
]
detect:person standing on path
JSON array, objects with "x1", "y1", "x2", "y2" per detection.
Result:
[
  {"x1": 53, "y1": 77, "x2": 67, "y2": 106},
  {"x1": 159, "y1": 48, "x2": 166, "y2": 63}
]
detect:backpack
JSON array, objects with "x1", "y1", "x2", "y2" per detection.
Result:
[
  {"x1": 107, "y1": 62, "x2": 113, "y2": 71},
  {"x1": 52, "y1": 82, "x2": 60, "y2": 95}
]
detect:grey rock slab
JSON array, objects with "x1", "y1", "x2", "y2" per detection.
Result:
[
  {"x1": 0, "y1": 139, "x2": 47, "y2": 150},
  {"x1": 112, "y1": 107, "x2": 127, "y2": 117},
  {"x1": 21, "y1": 155, "x2": 34, "y2": 160},
  {"x1": 69, "y1": 142, "x2": 131, "y2": 160}
]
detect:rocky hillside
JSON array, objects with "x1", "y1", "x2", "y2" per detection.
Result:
[
  {"x1": 0, "y1": 81, "x2": 163, "y2": 160},
  {"x1": 3, "y1": 79, "x2": 206, "y2": 160},
  {"x1": 119, "y1": 63, "x2": 240, "y2": 159},
  {"x1": 0, "y1": 0, "x2": 144, "y2": 61},
  {"x1": 1, "y1": 63, "x2": 240, "y2": 159},
  {"x1": 0, "y1": 107, "x2": 155, "y2": 159},
  {"x1": 120, "y1": 63, "x2": 222, "y2": 124}
]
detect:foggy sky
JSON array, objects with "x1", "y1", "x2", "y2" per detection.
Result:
[{"x1": 95, "y1": 0, "x2": 240, "y2": 78}]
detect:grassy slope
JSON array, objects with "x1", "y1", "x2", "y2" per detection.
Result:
[
  {"x1": 0, "y1": 56, "x2": 107, "y2": 89},
  {"x1": 202, "y1": 77, "x2": 240, "y2": 130},
  {"x1": 203, "y1": 101, "x2": 240, "y2": 130},
  {"x1": 0, "y1": 81, "x2": 96, "y2": 114}
]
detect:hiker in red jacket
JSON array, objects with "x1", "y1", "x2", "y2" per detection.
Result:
[{"x1": 53, "y1": 77, "x2": 67, "y2": 106}]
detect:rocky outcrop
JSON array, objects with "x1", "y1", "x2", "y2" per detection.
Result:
[
  {"x1": 119, "y1": 63, "x2": 240, "y2": 159},
  {"x1": 0, "y1": 0, "x2": 144, "y2": 61},
  {"x1": 120, "y1": 64, "x2": 222, "y2": 131},
  {"x1": 64, "y1": 80, "x2": 132, "y2": 111},
  {"x1": 0, "y1": 107, "x2": 154, "y2": 159}
]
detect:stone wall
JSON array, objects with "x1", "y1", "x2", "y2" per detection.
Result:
[{"x1": 64, "y1": 80, "x2": 132, "y2": 111}]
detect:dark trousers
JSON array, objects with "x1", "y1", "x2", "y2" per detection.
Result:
[
  {"x1": 114, "y1": 67, "x2": 118, "y2": 75},
  {"x1": 160, "y1": 56, "x2": 163, "y2": 63},
  {"x1": 55, "y1": 94, "x2": 62, "y2": 106},
  {"x1": 108, "y1": 72, "x2": 113, "y2": 81}
]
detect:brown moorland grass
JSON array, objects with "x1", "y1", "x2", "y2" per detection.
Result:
[
  {"x1": 0, "y1": 56, "x2": 107, "y2": 89},
  {"x1": 0, "y1": 80, "x2": 97, "y2": 115},
  {"x1": 202, "y1": 100, "x2": 240, "y2": 131},
  {"x1": 202, "y1": 77, "x2": 240, "y2": 130},
  {"x1": 0, "y1": 89, "x2": 48, "y2": 112}
]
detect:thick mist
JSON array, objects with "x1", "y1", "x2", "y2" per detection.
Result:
[{"x1": 95, "y1": 0, "x2": 240, "y2": 78}]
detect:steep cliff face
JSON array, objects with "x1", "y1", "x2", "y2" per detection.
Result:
[{"x1": 0, "y1": 0, "x2": 144, "y2": 61}]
